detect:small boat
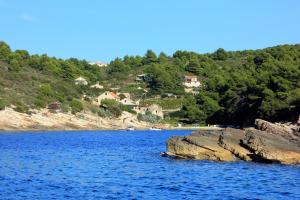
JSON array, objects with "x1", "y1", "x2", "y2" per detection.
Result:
[
  {"x1": 127, "y1": 126, "x2": 135, "y2": 131},
  {"x1": 149, "y1": 127, "x2": 162, "y2": 131},
  {"x1": 160, "y1": 152, "x2": 168, "y2": 157}
]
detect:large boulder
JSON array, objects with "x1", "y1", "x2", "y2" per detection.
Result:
[
  {"x1": 242, "y1": 128, "x2": 300, "y2": 164},
  {"x1": 167, "y1": 130, "x2": 236, "y2": 161}
]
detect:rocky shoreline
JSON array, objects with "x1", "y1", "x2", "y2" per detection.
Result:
[
  {"x1": 166, "y1": 118, "x2": 300, "y2": 165},
  {"x1": 0, "y1": 108, "x2": 152, "y2": 131}
]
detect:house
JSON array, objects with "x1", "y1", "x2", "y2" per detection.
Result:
[
  {"x1": 183, "y1": 75, "x2": 201, "y2": 88},
  {"x1": 133, "y1": 104, "x2": 164, "y2": 119},
  {"x1": 95, "y1": 91, "x2": 120, "y2": 105},
  {"x1": 90, "y1": 82, "x2": 104, "y2": 89},
  {"x1": 48, "y1": 102, "x2": 62, "y2": 113},
  {"x1": 75, "y1": 76, "x2": 88, "y2": 85},
  {"x1": 135, "y1": 74, "x2": 146, "y2": 81},
  {"x1": 89, "y1": 61, "x2": 108, "y2": 67}
]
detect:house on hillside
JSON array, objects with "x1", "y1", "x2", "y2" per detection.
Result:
[
  {"x1": 89, "y1": 61, "x2": 108, "y2": 67},
  {"x1": 133, "y1": 104, "x2": 164, "y2": 119},
  {"x1": 90, "y1": 82, "x2": 104, "y2": 89},
  {"x1": 183, "y1": 75, "x2": 201, "y2": 88},
  {"x1": 95, "y1": 91, "x2": 120, "y2": 105},
  {"x1": 75, "y1": 76, "x2": 88, "y2": 85},
  {"x1": 135, "y1": 74, "x2": 147, "y2": 81}
]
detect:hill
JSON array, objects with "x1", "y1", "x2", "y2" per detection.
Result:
[{"x1": 0, "y1": 41, "x2": 299, "y2": 126}]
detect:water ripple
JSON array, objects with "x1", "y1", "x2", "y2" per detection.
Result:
[{"x1": 0, "y1": 130, "x2": 300, "y2": 199}]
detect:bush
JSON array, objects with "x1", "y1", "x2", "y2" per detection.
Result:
[
  {"x1": 0, "y1": 99, "x2": 6, "y2": 110},
  {"x1": 137, "y1": 112, "x2": 161, "y2": 123},
  {"x1": 120, "y1": 104, "x2": 137, "y2": 114},
  {"x1": 14, "y1": 102, "x2": 29, "y2": 113},
  {"x1": 61, "y1": 103, "x2": 70, "y2": 113},
  {"x1": 34, "y1": 95, "x2": 48, "y2": 108},
  {"x1": 70, "y1": 99, "x2": 83, "y2": 114},
  {"x1": 100, "y1": 99, "x2": 123, "y2": 117}
]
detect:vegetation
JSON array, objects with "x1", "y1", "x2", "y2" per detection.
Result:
[
  {"x1": 137, "y1": 112, "x2": 162, "y2": 123},
  {"x1": 1, "y1": 41, "x2": 299, "y2": 126},
  {"x1": 98, "y1": 99, "x2": 136, "y2": 118},
  {"x1": 70, "y1": 99, "x2": 83, "y2": 114}
]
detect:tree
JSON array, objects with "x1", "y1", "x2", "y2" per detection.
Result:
[
  {"x1": 196, "y1": 93, "x2": 221, "y2": 118},
  {"x1": 186, "y1": 58, "x2": 200, "y2": 74},
  {"x1": 213, "y1": 48, "x2": 228, "y2": 60},
  {"x1": 0, "y1": 41, "x2": 12, "y2": 61},
  {"x1": 158, "y1": 52, "x2": 169, "y2": 63},
  {"x1": 108, "y1": 58, "x2": 130, "y2": 78},
  {"x1": 142, "y1": 50, "x2": 157, "y2": 65},
  {"x1": 182, "y1": 97, "x2": 206, "y2": 124}
]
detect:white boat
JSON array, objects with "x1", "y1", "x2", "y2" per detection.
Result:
[
  {"x1": 149, "y1": 127, "x2": 162, "y2": 131},
  {"x1": 127, "y1": 126, "x2": 135, "y2": 131}
]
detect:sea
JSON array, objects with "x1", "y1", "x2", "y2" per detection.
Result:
[{"x1": 0, "y1": 130, "x2": 299, "y2": 200}]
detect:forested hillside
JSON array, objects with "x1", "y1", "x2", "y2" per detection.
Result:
[{"x1": 0, "y1": 41, "x2": 299, "y2": 126}]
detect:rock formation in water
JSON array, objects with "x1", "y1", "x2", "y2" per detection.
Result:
[{"x1": 166, "y1": 118, "x2": 300, "y2": 165}]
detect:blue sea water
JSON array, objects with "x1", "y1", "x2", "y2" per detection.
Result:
[{"x1": 0, "y1": 130, "x2": 300, "y2": 200}]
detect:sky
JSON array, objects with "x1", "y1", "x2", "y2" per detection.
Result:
[{"x1": 0, "y1": 0, "x2": 300, "y2": 62}]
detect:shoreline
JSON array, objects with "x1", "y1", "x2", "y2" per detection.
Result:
[
  {"x1": 0, "y1": 107, "x2": 225, "y2": 132},
  {"x1": 0, "y1": 127, "x2": 223, "y2": 132}
]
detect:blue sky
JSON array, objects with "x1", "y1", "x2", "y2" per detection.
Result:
[{"x1": 0, "y1": 0, "x2": 299, "y2": 62}]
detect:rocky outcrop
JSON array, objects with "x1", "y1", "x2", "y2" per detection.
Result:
[
  {"x1": 218, "y1": 128, "x2": 252, "y2": 161},
  {"x1": 167, "y1": 130, "x2": 235, "y2": 161},
  {"x1": 241, "y1": 128, "x2": 300, "y2": 164},
  {"x1": 166, "y1": 119, "x2": 300, "y2": 165},
  {"x1": 255, "y1": 119, "x2": 300, "y2": 145}
]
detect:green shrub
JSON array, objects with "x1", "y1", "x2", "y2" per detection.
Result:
[
  {"x1": 14, "y1": 102, "x2": 29, "y2": 113},
  {"x1": 61, "y1": 103, "x2": 70, "y2": 113},
  {"x1": 137, "y1": 113, "x2": 161, "y2": 123},
  {"x1": 99, "y1": 99, "x2": 123, "y2": 118},
  {"x1": 0, "y1": 99, "x2": 6, "y2": 110},
  {"x1": 34, "y1": 96, "x2": 48, "y2": 108},
  {"x1": 120, "y1": 104, "x2": 137, "y2": 114},
  {"x1": 70, "y1": 99, "x2": 83, "y2": 114}
]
